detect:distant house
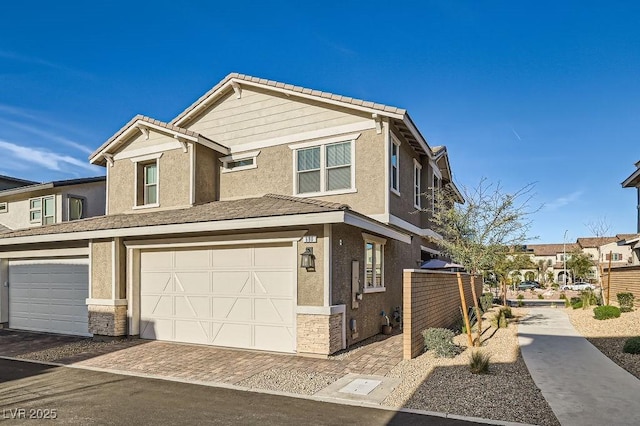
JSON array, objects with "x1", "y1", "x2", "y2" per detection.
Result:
[{"x1": 0, "y1": 175, "x2": 37, "y2": 192}]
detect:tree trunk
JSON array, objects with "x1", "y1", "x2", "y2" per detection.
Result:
[
  {"x1": 469, "y1": 275, "x2": 482, "y2": 347},
  {"x1": 457, "y1": 272, "x2": 473, "y2": 347}
]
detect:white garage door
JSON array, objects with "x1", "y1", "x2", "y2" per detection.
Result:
[
  {"x1": 8, "y1": 259, "x2": 90, "y2": 336},
  {"x1": 140, "y1": 244, "x2": 296, "y2": 353}
]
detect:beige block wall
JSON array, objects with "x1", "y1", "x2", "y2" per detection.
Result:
[
  {"x1": 219, "y1": 129, "x2": 385, "y2": 216},
  {"x1": 402, "y1": 271, "x2": 482, "y2": 359},
  {"x1": 297, "y1": 225, "x2": 324, "y2": 306},
  {"x1": 603, "y1": 265, "x2": 640, "y2": 306},
  {"x1": 91, "y1": 240, "x2": 113, "y2": 299},
  {"x1": 330, "y1": 223, "x2": 418, "y2": 347},
  {"x1": 194, "y1": 144, "x2": 219, "y2": 204},
  {"x1": 296, "y1": 312, "x2": 343, "y2": 355},
  {"x1": 108, "y1": 148, "x2": 191, "y2": 214},
  {"x1": 88, "y1": 305, "x2": 127, "y2": 336}
]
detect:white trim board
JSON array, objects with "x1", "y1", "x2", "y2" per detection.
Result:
[
  {"x1": 0, "y1": 211, "x2": 410, "y2": 246},
  {"x1": 0, "y1": 248, "x2": 89, "y2": 259},
  {"x1": 368, "y1": 213, "x2": 442, "y2": 240}
]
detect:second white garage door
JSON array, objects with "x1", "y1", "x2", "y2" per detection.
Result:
[{"x1": 139, "y1": 244, "x2": 296, "y2": 353}]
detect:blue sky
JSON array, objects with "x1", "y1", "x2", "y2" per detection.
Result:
[{"x1": 1, "y1": 1, "x2": 638, "y2": 243}]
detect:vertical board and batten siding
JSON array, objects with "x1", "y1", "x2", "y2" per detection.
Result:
[
  {"x1": 185, "y1": 87, "x2": 369, "y2": 147},
  {"x1": 603, "y1": 265, "x2": 640, "y2": 306},
  {"x1": 402, "y1": 270, "x2": 481, "y2": 359}
]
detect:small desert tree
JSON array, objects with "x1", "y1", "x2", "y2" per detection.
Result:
[
  {"x1": 566, "y1": 249, "x2": 594, "y2": 282},
  {"x1": 585, "y1": 217, "x2": 612, "y2": 302},
  {"x1": 428, "y1": 178, "x2": 537, "y2": 346},
  {"x1": 537, "y1": 259, "x2": 552, "y2": 285}
]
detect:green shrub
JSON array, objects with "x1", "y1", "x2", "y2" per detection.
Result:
[
  {"x1": 469, "y1": 351, "x2": 490, "y2": 374},
  {"x1": 517, "y1": 294, "x2": 524, "y2": 300},
  {"x1": 564, "y1": 298, "x2": 570, "y2": 308},
  {"x1": 502, "y1": 306, "x2": 513, "y2": 318},
  {"x1": 559, "y1": 292, "x2": 566, "y2": 300},
  {"x1": 570, "y1": 297, "x2": 581, "y2": 305},
  {"x1": 593, "y1": 305, "x2": 621, "y2": 320},
  {"x1": 480, "y1": 293, "x2": 493, "y2": 313},
  {"x1": 422, "y1": 328, "x2": 458, "y2": 358},
  {"x1": 581, "y1": 289, "x2": 597, "y2": 309},
  {"x1": 491, "y1": 309, "x2": 508, "y2": 328},
  {"x1": 617, "y1": 293, "x2": 635, "y2": 313},
  {"x1": 538, "y1": 294, "x2": 544, "y2": 300},
  {"x1": 623, "y1": 336, "x2": 640, "y2": 354},
  {"x1": 572, "y1": 300, "x2": 583, "y2": 309}
]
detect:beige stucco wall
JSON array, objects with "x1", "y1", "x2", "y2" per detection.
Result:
[
  {"x1": 219, "y1": 129, "x2": 385, "y2": 216},
  {"x1": 297, "y1": 225, "x2": 324, "y2": 306},
  {"x1": 108, "y1": 148, "x2": 191, "y2": 214},
  {"x1": 91, "y1": 240, "x2": 113, "y2": 299},
  {"x1": 194, "y1": 144, "x2": 219, "y2": 204},
  {"x1": 330, "y1": 223, "x2": 418, "y2": 346}
]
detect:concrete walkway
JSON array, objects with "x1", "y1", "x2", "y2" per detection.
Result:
[{"x1": 518, "y1": 308, "x2": 640, "y2": 426}]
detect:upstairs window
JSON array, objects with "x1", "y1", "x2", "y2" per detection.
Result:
[
  {"x1": 390, "y1": 136, "x2": 400, "y2": 194},
  {"x1": 68, "y1": 196, "x2": 84, "y2": 221},
  {"x1": 135, "y1": 160, "x2": 158, "y2": 207},
  {"x1": 220, "y1": 150, "x2": 260, "y2": 173},
  {"x1": 432, "y1": 174, "x2": 441, "y2": 212},
  {"x1": 29, "y1": 196, "x2": 55, "y2": 225},
  {"x1": 606, "y1": 253, "x2": 623, "y2": 261},
  {"x1": 295, "y1": 141, "x2": 353, "y2": 195},
  {"x1": 414, "y1": 159, "x2": 422, "y2": 209}
]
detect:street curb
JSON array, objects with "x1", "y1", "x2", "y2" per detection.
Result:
[{"x1": 0, "y1": 355, "x2": 533, "y2": 426}]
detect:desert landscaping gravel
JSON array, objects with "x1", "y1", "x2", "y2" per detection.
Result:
[
  {"x1": 383, "y1": 307, "x2": 559, "y2": 426},
  {"x1": 237, "y1": 368, "x2": 340, "y2": 395},
  {"x1": 567, "y1": 305, "x2": 640, "y2": 379},
  {"x1": 13, "y1": 338, "x2": 139, "y2": 363}
]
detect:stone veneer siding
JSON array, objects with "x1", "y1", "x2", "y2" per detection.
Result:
[
  {"x1": 402, "y1": 270, "x2": 481, "y2": 359},
  {"x1": 296, "y1": 313, "x2": 343, "y2": 355},
  {"x1": 88, "y1": 305, "x2": 127, "y2": 336}
]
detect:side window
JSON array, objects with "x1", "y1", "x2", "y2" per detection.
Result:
[
  {"x1": 363, "y1": 233, "x2": 386, "y2": 293},
  {"x1": 136, "y1": 160, "x2": 159, "y2": 206},
  {"x1": 390, "y1": 137, "x2": 400, "y2": 194},
  {"x1": 414, "y1": 159, "x2": 422, "y2": 209},
  {"x1": 68, "y1": 196, "x2": 84, "y2": 221}
]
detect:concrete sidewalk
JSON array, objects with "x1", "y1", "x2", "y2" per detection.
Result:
[{"x1": 518, "y1": 308, "x2": 640, "y2": 426}]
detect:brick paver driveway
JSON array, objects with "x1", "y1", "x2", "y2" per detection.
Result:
[{"x1": 0, "y1": 329, "x2": 402, "y2": 387}]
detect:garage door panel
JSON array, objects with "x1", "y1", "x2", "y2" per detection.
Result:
[
  {"x1": 140, "y1": 245, "x2": 295, "y2": 353},
  {"x1": 175, "y1": 296, "x2": 209, "y2": 318},
  {"x1": 210, "y1": 248, "x2": 252, "y2": 267},
  {"x1": 8, "y1": 262, "x2": 89, "y2": 336},
  {"x1": 254, "y1": 271, "x2": 294, "y2": 296},
  {"x1": 211, "y1": 271, "x2": 250, "y2": 294},
  {"x1": 141, "y1": 272, "x2": 172, "y2": 293},
  {"x1": 142, "y1": 251, "x2": 174, "y2": 270},
  {"x1": 175, "y1": 272, "x2": 210, "y2": 293}
]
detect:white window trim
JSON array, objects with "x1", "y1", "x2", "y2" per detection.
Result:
[
  {"x1": 362, "y1": 232, "x2": 386, "y2": 293},
  {"x1": 413, "y1": 158, "x2": 422, "y2": 209},
  {"x1": 390, "y1": 134, "x2": 401, "y2": 196},
  {"x1": 432, "y1": 174, "x2": 441, "y2": 213},
  {"x1": 29, "y1": 195, "x2": 55, "y2": 225},
  {"x1": 67, "y1": 195, "x2": 86, "y2": 221},
  {"x1": 133, "y1": 158, "x2": 160, "y2": 208},
  {"x1": 291, "y1": 137, "x2": 356, "y2": 196},
  {"x1": 0, "y1": 202, "x2": 7, "y2": 213},
  {"x1": 220, "y1": 150, "x2": 260, "y2": 173}
]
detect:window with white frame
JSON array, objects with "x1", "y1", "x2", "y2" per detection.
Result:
[
  {"x1": 136, "y1": 161, "x2": 158, "y2": 206},
  {"x1": 390, "y1": 136, "x2": 400, "y2": 194},
  {"x1": 363, "y1": 233, "x2": 386, "y2": 292},
  {"x1": 432, "y1": 174, "x2": 441, "y2": 212},
  {"x1": 68, "y1": 196, "x2": 84, "y2": 221},
  {"x1": 295, "y1": 141, "x2": 353, "y2": 195},
  {"x1": 29, "y1": 196, "x2": 55, "y2": 225},
  {"x1": 220, "y1": 150, "x2": 260, "y2": 173},
  {"x1": 606, "y1": 253, "x2": 623, "y2": 261},
  {"x1": 414, "y1": 159, "x2": 422, "y2": 209}
]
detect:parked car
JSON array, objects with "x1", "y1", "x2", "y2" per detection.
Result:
[
  {"x1": 517, "y1": 281, "x2": 539, "y2": 291},
  {"x1": 561, "y1": 282, "x2": 596, "y2": 291}
]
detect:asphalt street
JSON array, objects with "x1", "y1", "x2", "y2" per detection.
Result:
[{"x1": 0, "y1": 358, "x2": 483, "y2": 425}]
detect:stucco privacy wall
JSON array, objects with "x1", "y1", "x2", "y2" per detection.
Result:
[
  {"x1": 108, "y1": 147, "x2": 191, "y2": 214},
  {"x1": 603, "y1": 265, "x2": 640, "y2": 307},
  {"x1": 402, "y1": 270, "x2": 481, "y2": 359},
  {"x1": 331, "y1": 223, "x2": 419, "y2": 347},
  {"x1": 218, "y1": 129, "x2": 386, "y2": 216}
]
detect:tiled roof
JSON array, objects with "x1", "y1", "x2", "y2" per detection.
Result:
[
  {"x1": 616, "y1": 233, "x2": 639, "y2": 241},
  {"x1": 0, "y1": 194, "x2": 350, "y2": 240},
  {"x1": 90, "y1": 115, "x2": 226, "y2": 161},
  {"x1": 526, "y1": 243, "x2": 579, "y2": 256},
  {"x1": 170, "y1": 72, "x2": 406, "y2": 126},
  {"x1": 576, "y1": 237, "x2": 619, "y2": 248}
]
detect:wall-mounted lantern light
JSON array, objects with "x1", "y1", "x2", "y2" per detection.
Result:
[{"x1": 300, "y1": 247, "x2": 316, "y2": 271}]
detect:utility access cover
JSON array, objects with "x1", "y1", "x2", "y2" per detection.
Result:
[{"x1": 338, "y1": 379, "x2": 382, "y2": 396}]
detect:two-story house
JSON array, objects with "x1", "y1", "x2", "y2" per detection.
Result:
[
  {"x1": 0, "y1": 177, "x2": 106, "y2": 233},
  {"x1": 0, "y1": 73, "x2": 461, "y2": 356}
]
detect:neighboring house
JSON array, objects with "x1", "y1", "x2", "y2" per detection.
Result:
[
  {"x1": 520, "y1": 243, "x2": 579, "y2": 284},
  {"x1": 0, "y1": 73, "x2": 462, "y2": 356},
  {"x1": 622, "y1": 160, "x2": 640, "y2": 233},
  {"x1": 0, "y1": 175, "x2": 37, "y2": 191},
  {"x1": 0, "y1": 177, "x2": 106, "y2": 233}
]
